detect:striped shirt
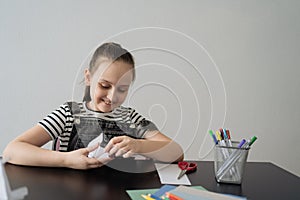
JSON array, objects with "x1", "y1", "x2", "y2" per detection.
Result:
[{"x1": 38, "y1": 102, "x2": 158, "y2": 151}]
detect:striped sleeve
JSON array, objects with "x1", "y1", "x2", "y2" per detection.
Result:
[{"x1": 38, "y1": 104, "x2": 71, "y2": 140}]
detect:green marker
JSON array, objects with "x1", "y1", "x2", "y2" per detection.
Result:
[
  {"x1": 244, "y1": 136, "x2": 257, "y2": 148},
  {"x1": 248, "y1": 136, "x2": 257, "y2": 146},
  {"x1": 209, "y1": 130, "x2": 218, "y2": 145}
]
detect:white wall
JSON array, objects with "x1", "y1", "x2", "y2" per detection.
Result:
[{"x1": 0, "y1": 0, "x2": 299, "y2": 176}]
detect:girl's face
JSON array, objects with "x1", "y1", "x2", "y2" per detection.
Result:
[{"x1": 85, "y1": 60, "x2": 134, "y2": 112}]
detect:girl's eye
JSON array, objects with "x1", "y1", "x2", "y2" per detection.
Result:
[
  {"x1": 118, "y1": 86, "x2": 129, "y2": 93},
  {"x1": 99, "y1": 83, "x2": 110, "y2": 89},
  {"x1": 118, "y1": 88, "x2": 127, "y2": 93}
]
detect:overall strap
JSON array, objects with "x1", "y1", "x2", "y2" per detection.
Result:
[
  {"x1": 66, "y1": 101, "x2": 82, "y2": 151},
  {"x1": 53, "y1": 101, "x2": 81, "y2": 151},
  {"x1": 66, "y1": 101, "x2": 81, "y2": 115}
]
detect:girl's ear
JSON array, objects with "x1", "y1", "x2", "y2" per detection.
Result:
[{"x1": 84, "y1": 69, "x2": 91, "y2": 86}]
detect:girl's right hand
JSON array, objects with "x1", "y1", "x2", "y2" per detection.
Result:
[{"x1": 64, "y1": 144, "x2": 113, "y2": 170}]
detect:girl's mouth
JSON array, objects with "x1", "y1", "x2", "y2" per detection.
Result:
[{"x1": 103, "y1": 100, "x2": 112, "y2": 105}]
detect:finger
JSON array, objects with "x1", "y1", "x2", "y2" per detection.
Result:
[
  {"x1": 111, "y1": 136, "x2": 126, "y2": 143},
  {"x1": 87, "y1": 143, "x2": 100, "y2": 152},
  {"x1": 104, "y1": 136, "x2": 124, "y2": 152},
  {"x1": 86, "y1": 157, "x2": 101, "y2": 165},
  {"x1": 122, "y1": 150, "x2": 133, "y2": 158},
  {"x1": 115, "y1": 148, "x2": 127, "y2": 157},
  {"x1": 88, "y1": 157, "x2": 113, "y2": 169},
  {"x1": 108, "y1": 144, "x2": 120, "y2": 157},
  {"x1": 104, "y1": 140, "x2": 114, "y2": 153},
  {"x1": 88, "y1": 164, "x2": 102, "y2": 169},
  {"x1": 78, "y1": 145, "x2": 98, "y2": 157},
  {"x1": 87, "y1": 161, "x2": 105, "y2": 169},
  {"x1": 98, "y1": 157, "x2": 114, "y2": 164}
]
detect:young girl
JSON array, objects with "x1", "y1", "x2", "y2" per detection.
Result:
[{"x1": 3, "y1": 42, "x2": 184, "y2": 170}]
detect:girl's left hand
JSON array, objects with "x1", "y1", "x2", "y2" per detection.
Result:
[
  {"x1": 104, "y1": 136, "x2": 140, "y2": 158},
  {"x1": 64, "y1": 144, "x2": 113, "y2": 169}
]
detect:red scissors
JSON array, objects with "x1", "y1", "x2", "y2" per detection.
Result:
[{"x1": 177, "y1": 161, "x2": 197, "y2": 179}]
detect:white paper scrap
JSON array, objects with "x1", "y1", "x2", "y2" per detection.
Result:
[{"x1": 155, "y1": 163, "x2": 191, "y2": 185}]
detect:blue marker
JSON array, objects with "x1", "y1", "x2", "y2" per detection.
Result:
[
  {"x1": 223, "y1": 129, "x2": 227, "y2": 139},
  {"x1": 238, "y1": 139, "x2": 246, "y2": 148},
  {"x1": 147, "y1": 194, "x2": 161, "y2": 200},
  {"x1": 223, "y1": 129, "x2": 230, "y2": 147}
]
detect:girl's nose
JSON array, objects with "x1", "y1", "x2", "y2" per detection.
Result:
[{"x1": 107, "y1": 88, "x2": 117, "y2": 103}]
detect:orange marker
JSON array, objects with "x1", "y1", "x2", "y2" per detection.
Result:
[{"x1": 166, "y1": 192, "x2": 183, "y2": 200}]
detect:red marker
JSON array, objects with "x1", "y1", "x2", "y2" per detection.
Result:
[
  {"x1": 226, "y1": 130, "x2": 231, "y2": 139},
  {"x1": 225, "y1": 129, "x2": 233, "y2": 147}
]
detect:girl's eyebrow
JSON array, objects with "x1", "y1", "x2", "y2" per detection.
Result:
[
  {"x1": 98, "y1": 79, "x2": 112, "y2": 84},
  {"x1": 98, "y1": 79, "x2": 130, "y2": 87}
]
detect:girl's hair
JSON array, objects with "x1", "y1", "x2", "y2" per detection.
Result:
[{"x1": 83, "y1": 42, "x2": 135, "y2": 102}]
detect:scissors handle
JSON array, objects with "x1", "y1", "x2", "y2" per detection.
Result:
[
  {"x1": 186, "y1": 162, "x2": 197, "y2": 172},
  {"x1": 177, "y1": 161, "x2": 197, "y2": 179}
]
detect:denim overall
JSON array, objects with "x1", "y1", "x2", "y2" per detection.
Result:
[{"x1": 61, "y1": 102, "x2": 152, "y2": 152}]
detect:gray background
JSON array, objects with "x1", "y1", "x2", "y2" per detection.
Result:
[{"x1": 0, "y1": 0, "x2": 299, "y2": 176}]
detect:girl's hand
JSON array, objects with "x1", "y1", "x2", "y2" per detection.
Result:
[
  {"x1": 64, "y1": 144, "x2": 113, "y2": 170},
  {"x1": 104, "y1": 136, "x2": 140, "y2": 158}
]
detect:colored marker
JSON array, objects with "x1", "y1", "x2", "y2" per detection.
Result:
[
  {"x1": 219, "y1": 128, "x2": 224, "y2": 140},
  {"x1": 147, "y1": 194, "x2": 161, "y2": 200},
  {"x1": 216, "y1": 130, "x2": 227, "y2": 147},
  {"x1": 141, "y1": 194, "x2": 155, "y2": 200},
  {"x1": 166, "y1": 192, "x2": 183, "y2": 200},
  {"x1": 222, "y1": 128, "x2": 229, "y2": 146},
  {"x1": 223, "y1": 129, "x2": 227, "y2": 138},
  {"x1": 225, "y1": 129, "x2": 233, "y2": 147},
  {"x1": 238, "y1": 139, "x2": 246, "y2": 148},
  {"x1": 209, "y1": 130, "x2": 218, "y2": 145},
  {"x1": 226, "y1": 130, "x2": 231, "y2": 140},
  {"x1": 215, "y1": 130, "x2": 222, "y2": 141},
  {"x1": 245, "y1": 136, "x2": 257, "y2": 148}
]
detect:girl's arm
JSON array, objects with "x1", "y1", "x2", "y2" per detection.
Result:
[
  {"x1": 140, "y1": 130, "x2": 184, "y2": 162},
  {"x1": 105, "y1": 131, "x2": 184, "y2": 163},
  {"x1": 3, "y1": 125, "x2": 111, "y2": 169}
]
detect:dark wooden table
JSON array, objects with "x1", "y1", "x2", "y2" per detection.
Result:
[{"x1": 4, "y1": 159, "x2": 300, "y2": 200}]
